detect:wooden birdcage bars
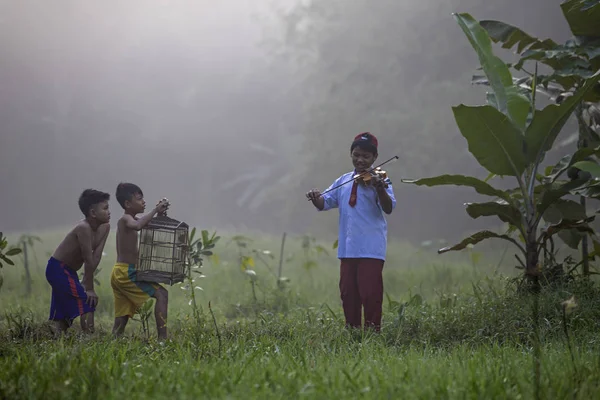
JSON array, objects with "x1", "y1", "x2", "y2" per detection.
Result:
[{"x1": 136, "y1": 214, "x2": 189, "y2": 285}]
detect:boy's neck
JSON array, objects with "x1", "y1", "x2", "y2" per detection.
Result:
[
  {"x1": 85, "y1": 217, "x2": 101, "y2": 231},
  {"x1": 125, "y1": 210, "x2": 138, "y2": 218}
]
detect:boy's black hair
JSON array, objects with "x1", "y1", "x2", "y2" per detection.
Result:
[
  {"x1": 116, "y1": 182, "x2": 144, "y2": 209},
  {"x1": 78, "y1": 189, "x2": 110, "y2": 217},
  {"x1": 350, "y1": 132, "x2": 378, "y2": 155}
]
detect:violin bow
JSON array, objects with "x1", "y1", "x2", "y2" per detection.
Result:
[{"x1": 308, "y1": 155, "x2": 399, "y2": 199}]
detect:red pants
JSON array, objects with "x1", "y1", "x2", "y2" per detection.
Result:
[{"x1": 339, "y1": 258, "x2": 384, "y2": 331}]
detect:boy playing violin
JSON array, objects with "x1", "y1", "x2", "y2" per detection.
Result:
[{"x1": 306, "y1": 132, "x2": 396, "y2": 332}]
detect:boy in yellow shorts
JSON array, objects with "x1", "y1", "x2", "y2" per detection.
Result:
[{"x1": 111, "y1": 182, "x2": 170, "y2": 340}]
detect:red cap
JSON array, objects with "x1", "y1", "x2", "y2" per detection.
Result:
[
  {"x1": 354, "y1": 132, "x2": 378, "y2": 147},
  {"x1": 351, "y1": 132, "x2": 378, "y2": 153}
]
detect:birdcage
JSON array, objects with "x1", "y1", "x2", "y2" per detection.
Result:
[{"x1": 136, "y1": 214, "x2": 189, "y2": 285}]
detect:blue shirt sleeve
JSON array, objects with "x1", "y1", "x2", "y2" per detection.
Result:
[
  {"x1": 320, "y1": 175, "x2": 343, "y2": 211},
  {"x1": 386, "y1": 178, "x2": 397, "y2": 210}
]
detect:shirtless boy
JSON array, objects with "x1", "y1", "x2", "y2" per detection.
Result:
[
  {"x1": 110, "y1": 182, "x2": 170, "y2": 340},
  {"x1": 45, "y1": 189, "x2": 111, "y2": 334}
]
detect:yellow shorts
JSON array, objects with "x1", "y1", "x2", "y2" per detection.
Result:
[{"x1": 110, "y1": 263, "x2": 162, "y2": 318}]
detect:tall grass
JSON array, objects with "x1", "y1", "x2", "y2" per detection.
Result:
[{"x1": 1, "y1": 228, "x2": 599, "y2": 398}]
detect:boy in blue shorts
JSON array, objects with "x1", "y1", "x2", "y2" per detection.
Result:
[
  {"x1": 45, "y1": 189, "x2": 111, "y2": 335},
  {"x1": 306, "y1": 132, "x2": 396, "y2": 332}
]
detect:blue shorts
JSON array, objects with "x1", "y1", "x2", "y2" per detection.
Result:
[{"x1": 45, "y1": 257, "x2": 95, "y2": 324}]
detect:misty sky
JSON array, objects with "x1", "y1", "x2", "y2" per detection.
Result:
[{"x1": 0, "y1": 0, "x2": 575, "y2": 243}]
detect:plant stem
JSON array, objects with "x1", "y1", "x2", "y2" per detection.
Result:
[
  {"x1": 580, "y1": 196, "x2": 590, "y2": 277},
  {"x1": 532, "y1": 288, "x2": 541, "y2": 400},
  {"x1": 526, "y1": 63, "x2": 540, "y2": 226},
  {"x1": 22, "y1": 241, "x2": 32, "y2": 296},
  {"x1": 208, "y1": 301, "x2": 222, "y2": 357},
  {"x1": 277, "y1": 232, "x2": 286, "y2": 289}
]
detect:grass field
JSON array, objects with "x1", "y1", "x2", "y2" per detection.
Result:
[{"x1": 2, "y1": 227, "x2": 600, "y2": 399}]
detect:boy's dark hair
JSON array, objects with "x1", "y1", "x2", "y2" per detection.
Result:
[
  {"x1": 116, "y1": 182, "x2": 144, "y2": 209},
  {"x1": 350, "y1": 132, "x2": 378, "y2": 155},
  {"x1": 78, "y1": 189, "x2": 110, "y2": 217}
]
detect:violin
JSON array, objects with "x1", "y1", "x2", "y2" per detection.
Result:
[
  {"x1": 354, "y1": 167, "x2": 389, "y2": 188},
  {"x1": 307, "y1": 155, "x2": 398, "y2": 200}
]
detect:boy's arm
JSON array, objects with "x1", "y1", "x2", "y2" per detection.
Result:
[
  {"x1": 91, "y1": 224, "x2": 110, "y2": 264},
  {"x1": 122, "y1": 211, "x2": 156, "y2": 231},
  {"x1": 374, "y1": 178, "x2": 396, "y2": 215},
  {"x1": 123, "y1": 201, "x2": 168, "y2": 231},
  {"x1": 75, "y1": 224, "x2": 99, "y2": 306},
  {"x1": 308, "y1": 176, "x2": 342, "y2": 211}
]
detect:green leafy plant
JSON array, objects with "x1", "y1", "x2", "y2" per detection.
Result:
[
  {"x1": 131, "y1": 299, "x2": 154, "y2": 341},
  {"x1": 0, "y1": 233, "x2": 22, "y2": 268},
  {"x1": 184, "y1": 228, "x2": 220, "y2": 327},
  {"x1": 401, "y1": 7, "x2": 600, "y2": 399},
  {"x1": 471, "y1": 0, "x2": 600, "y2": 277},
  {"x1": 0, "y1": 233, "x2": 23, "y2": 291},
  {"x1": 402, "y1": 12, "x2": 600, "y2": 291}
]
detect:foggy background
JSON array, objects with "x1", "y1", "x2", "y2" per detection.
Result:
[{"x1": 0, "y1": 0, "x2": 574, "y2": 244}]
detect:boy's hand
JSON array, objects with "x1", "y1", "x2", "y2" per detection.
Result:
[
  {"x1": 306, "y1": 189, "x2": 321, "y2": 201},
  {"x1": 156, "y1": 198, "x2": 170, "y2": 215},
  {"x1": 373, "y1": 175, "x2": 386, "y2": 190},
  {"x1": 85, "y1": 290, "x2": 98, "y2": 307}
]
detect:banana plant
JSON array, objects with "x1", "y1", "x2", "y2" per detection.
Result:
[
  {"x1": 472, "y1": 0, "x2": 600, "y2": 276},
  {"x1": 402, "y1": 11, "x2": 600, "y2": 289}
]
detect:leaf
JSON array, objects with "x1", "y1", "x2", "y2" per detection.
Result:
[
  {"x1": 465, "y1": 201, "x2": 523, "y2": 227},
  {"x1": 546, "y1": 145, "x2": 600, "y2": 182},
  {"x1": 241, "y1": 256, "x2": 255, "y2": 271},
  {"x1": 401, "y1": 174, "x2": 512, "y2": 201},
  {"x1": 5, "y1": 248, "x2": 22, "y2": 256},
  {"x1": 333, "y1": 239, "x2": 338, "y2": 249},
  {"x1": 571, "y1": 181, "x2": 600, "y2": 197},
  {"x1": 593, "y1": 238, "x2": 600, "y2": 254},
  {"x1": 572, "y1": 160, "x2": 600, "y2": 177},
  {"x1": 189, "y1": 227, "x2": 196, "y2": 244},
  {"x1": 525, "y1": 70, "x2": 600, "y2": 164},
  {"x1": 438, "y1": 230, "x2": 523, "y2": 254},
  {"x1": 546, "y1": 216, "x2": 595, "y2": 236},
  {"x1": 0, "y1": 255, "x2": 15, "y2": 266},
  {"x1": 202, "y1": 230, "x2": 209, "y2": 246},
  {"x1": 452, "y1": 105, "x2": 528, "y2": 176},
  {"x1": 561, "y1": 0, "x2": 600, "y2": 37},
  {"x1": 543, "y1": 199, "x2": 588, "y2": 224},
  {"x1": 558, "y1": 229, "x2": 584, "y2": 249},
  {"x1": 453, "y1": 13, "x2": 530, "y2": 129},
  {"x1": 480, "y1": 19, "x2": 556, "y2": 54},
  {"x1": 537, "y1": 178, "x2": 589, "y2": 216}
]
